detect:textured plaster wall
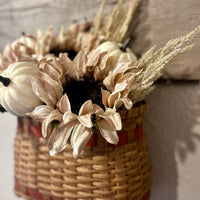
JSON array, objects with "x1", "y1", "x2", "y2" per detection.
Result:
[
  {"x1": 145, "y1": 81, "x2": 200, "y2": 200},
  {"x1": 0, "y1": 82, "x2": 200, "y2": 200}
]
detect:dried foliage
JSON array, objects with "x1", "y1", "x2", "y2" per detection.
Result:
[
  {"x1": 129, "y1": 26, "x2": 200, "y2": 104},
  {"x1": 93, "y1": 0, "x2": 141, "y2": 42}
]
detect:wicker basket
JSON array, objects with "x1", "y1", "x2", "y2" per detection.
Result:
[{"x1": 14, "y1": 102, "x2": 151, "y2": 200}]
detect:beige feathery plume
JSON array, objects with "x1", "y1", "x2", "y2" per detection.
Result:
[
  {"x1": 129, "y1": 26, "x2": 200, "y2": 104},
  {"x1": 93, "y1": 0, "x2": 141, "y2": 43},
  {"x1": 93, "y1": 0, "x2": 106, "y2": 33}
]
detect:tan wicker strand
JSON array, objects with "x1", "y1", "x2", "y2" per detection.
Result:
[{"x1": 14, "y1": 102, "x2": 151, "y2": 200}]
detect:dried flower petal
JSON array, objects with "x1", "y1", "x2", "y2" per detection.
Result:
[
  {"x1": 63, "y1": 111, "x2": 78, "y2": 125},
  {"x1": 114, "y1": 72, "x2": 139, "y2": 93},
  {"x1": 48, "y1": 122, "x2": 74, "y2": 156},
  {"x1": 86, "y1": 49, "x2": 100, "y2": 67},
  {"x1": 39, "y1": 72, "x2": 63, "y2": 101},
  {"x1": 31, "y1": 78, "x2": 54, "y2": 107},
  {"x1": 26, "y1": 105, "x2": 54, "y2": 121},
  {"x1": 114, "y1": 97, "x2": 133, "y2": 110},
  {"x1": 57, "y1": 94, "x2": 71, "y2": 114},
  {"x1": 42, "y1": 109, "x2": 62, "y2": 138},
  {"x1": 63, "y1": 100, "x2": 94, "y2": 128},
  {"x1": 97, "y1": 119, "x2": 119, "y2": 144},
  {"x1": 59, "y1": 53, "x2": 79, "y2": 80},
  {"x1": 93, "y1": 104, "x2": 104, "y2": 115},
  {"x1": 93, "y1": 52, "x2": 113, "y2": 81},
  {"x1": 101, "y1": 88, "x2": 110, "y2": 108},
  {"x1": 98, "y1": 108, "x2": 122, "y2": 131},
  {"x1": 31, "y1": 72, "x2": 63, "y2": 107},
  {"x1": 74, "y1": 50, "x2": 88, "y2": 77},
  {"x1": 108, "y1": 92, "x2": 121, "y2": 108},
  {"x1": 39, "y1": 58, "x2": 64, "y2": 83},
  {"x1": 78, "y1": 114, "x2": 93, "y2": 128},
  {"x1": 103, "y1": 62, "x2": 131, "y2": 92},
  {"x1": 78, "y1": 100, "x2": 94, "y2": 116},
  {"x1": 71, "y1": 123, "x2": 92, "y2": 158}
]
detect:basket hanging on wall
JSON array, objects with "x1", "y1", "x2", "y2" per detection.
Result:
[
  {"x1": 0, "y1": 0, "x2": 199, "y2": 200},
  {"x1": 14, "y1": 102, "x2": 150, "y2": 200}
]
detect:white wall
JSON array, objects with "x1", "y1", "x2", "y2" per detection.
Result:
[
  {"x1": 0, "y1": 81, "x2": 200, "y2": 200},
  {"x1": 0, "y1": 113, "x2": 20, "y2": 199},
  {"x1": 145, "y1": 81, "x2": 200, "y2": 200}
]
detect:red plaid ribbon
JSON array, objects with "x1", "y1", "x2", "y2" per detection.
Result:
[{"x1": 17, "y1": 118, "x2": 144, "y2": 146}]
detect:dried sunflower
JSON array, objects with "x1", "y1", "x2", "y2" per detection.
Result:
[
  {"x1": 28, "y1": 47, "x2": 138, "y2": 158},
  {"x1": 0, "y1": 0, "x2": 141, "y2": 72},
  {"x1": 0, "y1": 23, "x2": 97, "y2": 72}
]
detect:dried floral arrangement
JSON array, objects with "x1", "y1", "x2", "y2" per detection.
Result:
[{"x1": 0, "y1": 0, "x2": 199, "y2": 159}]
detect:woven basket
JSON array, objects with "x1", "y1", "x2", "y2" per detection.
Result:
[{"x1": 14, "y1": 102, "x2": 151, "y2": 200}]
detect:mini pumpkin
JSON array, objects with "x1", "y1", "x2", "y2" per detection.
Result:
[
  {"x1": 0, "y1": 62, "x2": 42, "y2": 116},
  {"x1": 96, "y1": 40, "x2": 137, "y2": 67}
]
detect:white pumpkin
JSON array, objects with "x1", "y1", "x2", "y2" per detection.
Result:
[
  {"x1": 0, "y1": 62, "x2": 42, "y2": 116},
  {"x1": 96, "y1": 41, "x2": 137, "y2": 67}
]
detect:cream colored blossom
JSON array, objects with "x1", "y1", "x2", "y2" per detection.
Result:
[
  {"x1": 29, "y1": 91, "x2": 122, "y2": 158},
  {"x1": 65, "y1": 98, "x2": 121, "y2": 158},
  {"x1": 0, "y1": 22, "x2": 104, "y2": 73},
  {"x1": 102, "y1": 61, "x2": 142, "y2": 110},
  {"x1": 0, "y1": 42, "x2": 34, "y2": 73},
  {"x1": 70, "y1": 104, "x2": 122, "y2": 158},
  {"x1": 48, "y1": 96, "x2": 94, "y2": 158},
  {"x1": 28, "y1": 71, "x2": 63, "y2": 137}
]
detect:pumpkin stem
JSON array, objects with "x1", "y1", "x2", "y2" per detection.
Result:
[
  {"x1": 0, "y1": 105, "x2": 6, "y2": 112},
  {"x1": 0, "y1": 75, "x2": 11, "y2": 87},
  {"x1": 120, "y1": 37, "x2": 132, "y2": 52}
]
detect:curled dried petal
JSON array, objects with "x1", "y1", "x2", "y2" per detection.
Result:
[
  {"x1": 63, "y1": 111, "x2": 78, "y2": 125},
  {"x1": 74, "y1": 50, "x2": 87, "y2": 77},
  {"x1": 31, "y1": 72, "x2": 63, "y2": 107},
  {"x1": 101, "y1": 88, "x2": 110, "y2": 108},
  {"x1": 78, "y1": 100, "x2": 94, "y2": 116},
  {"x1": 98, "y1": 108, "x2": 122, "y2": 131},
  {"x1": 57, "y1": 94, "x2": 71, "y2": 113},
  {"x1": 71, "y1": 124, "x2": 92, "y2": 158},
  {"x1": 59, "y1": 53, "x2": 79, "y2": 80},
  {"x1": 86, "y1": 49, "x2": 100, "y2": 67},
  {"x1": 48, "y1": 122, "x2": 74, "y2": 156},
  {"x1": 114, "y1": 97, "x2": 133, "y2": 110},
  {"x1": 108, "y1": 92, "x2": 121, "y2": 108},
  {"x1": 78, "y1": 114, "x2": 93, "y2": 128},
  {"x1": 26, "y1": 105, "x2": 54, "y2": 122},
  {"x1": 103, "y1": 62, "x2": 132, "y2": 91},
  {"x1": 97, "y1": 119, "x2": 119, "y2": 145},
  {"x1": 42, "y1": 109, "x2": 62, "y2": 138},
  {"x1": 31, "y1": 78, "x2": 55, "y2": 107},
  {"x1": 93, "y1": 104, "x2": 104, "y2": 115},
  {"x1": 39, "y1": 72, "x2": 63, "y2": 101}
]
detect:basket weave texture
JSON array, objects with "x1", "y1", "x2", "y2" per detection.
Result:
[{"x1": 14, "y1": 102, "x2": 151, "y2": 200}]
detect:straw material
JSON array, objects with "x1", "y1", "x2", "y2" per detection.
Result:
[{"x1": 14, "y1": 102, "x2": 151, "y2": 200}]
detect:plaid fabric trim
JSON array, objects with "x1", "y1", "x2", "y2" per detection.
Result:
[{"x1": 17, "y1": 118, "x2": 144, "y2": 147}]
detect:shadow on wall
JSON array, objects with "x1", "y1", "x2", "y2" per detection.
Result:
[{"x1": 145, "y1": 80, "x2": 200, "y2": 200}]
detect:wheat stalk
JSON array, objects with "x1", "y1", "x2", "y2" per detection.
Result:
[
  {"x1": 129, "y1": 26, "x2": 200, "y2": 104},
  {"x1": 93, "y1": 0, "x2": 141, "y2": 43}
]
